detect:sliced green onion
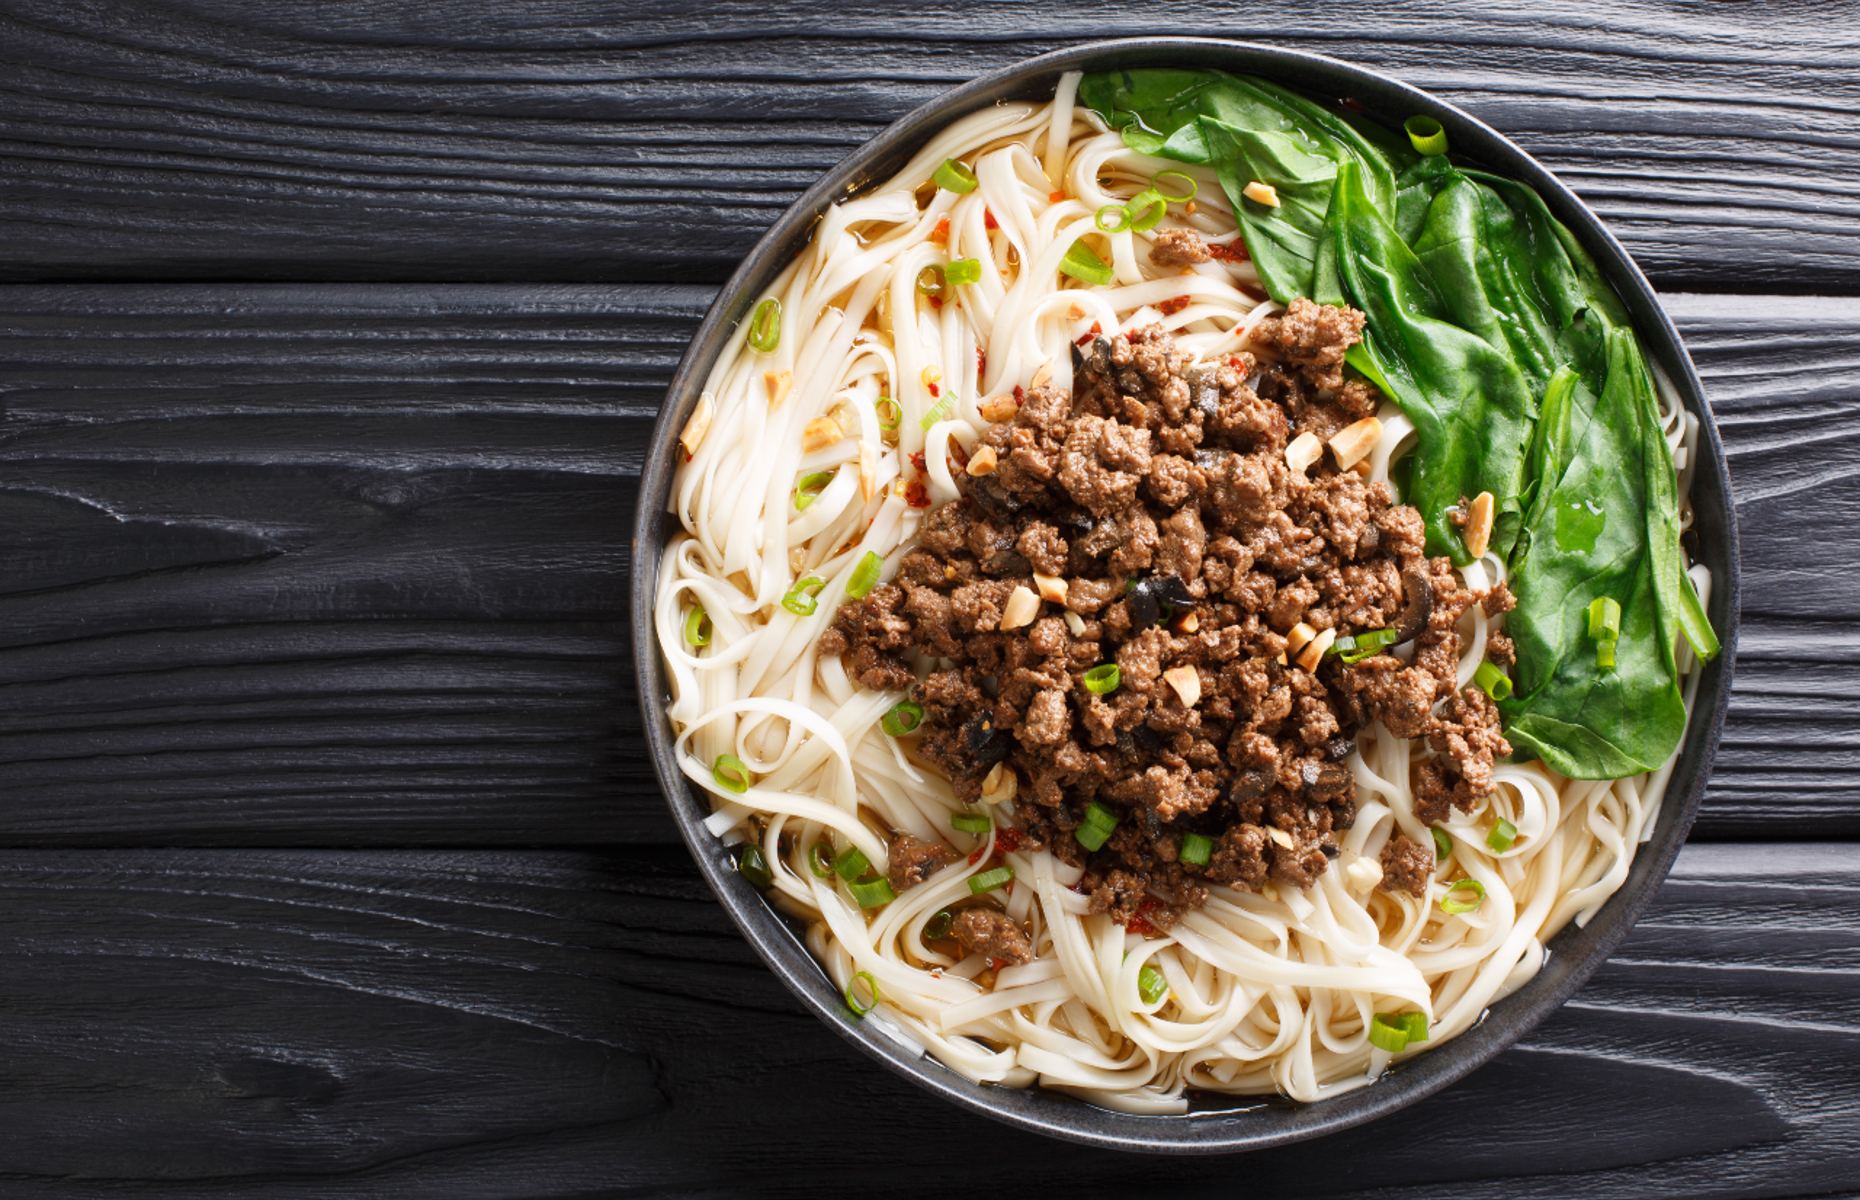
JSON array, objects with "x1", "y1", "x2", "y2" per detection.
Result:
[
  {"x1": 682, "y1": 605, "x2": 711, "y2": 647},
  {"x1": 881, "y1": 700, "x2": 924, "y2": 737},
  {"x1": 1137, "y1": 964, "x2": 1169, "y2": 1005},
  {"x1": 781, "y1": 575, "x2": 825, "y2": 616},
  {"x1": 924, "y1": 909, "x2": 954, "y2": 940},
  {"x1": 808, "y1": 841, "x2": 835, "y2": 879},
  {"x1": 969, "y1": 866, "x2": 1014, "y2": 895},
  {"x1": 945, "y1": 257, "x2": 982, "y2": 287},
  {"x1": 833, "y1": 845, "x2": 871, "y2": 882},
  {"x1": 1440, "y1": 878, "x2": 1486, "y2": 915},
  {"x1": 1474, "y1": 660, "x2": 1513, "y2": 702},
  {"x1": 1335, "y1": 627, "x2": 1398, "y2": 664},
  {"x1": 1432, "y1": 826, "x2": 1451, "y2": 860},
  {"x1": 1597, "y1": 638, "x2": 1617, "y2": 670},
  {"x1": 849, "y1": 876, "x2": 896, "y2": 909},
  {"x1": 1487, "y1": 817, "x2": 1518, "y2": 852},
  {"x1": 847, "y1": 551, "x2": 884, "y2": 600},
  {"x1": 712, "y1": 753, "x2": 751, "y2": 795},
  {"x1": 932, "y1": 158, "x2": 978, "y2": 194},
  {"x1": 1095, "y1": 203, "x2": 1132, "y2": 233},
  {"x1": 1060, "y1": 239, "x2": 1115, "y2": 286},
  {"x1": 916, "y1": 264, "x2": 946, "y2": 298},
  {"x1": 1368, "y1": 1011, "x2": 1412, "y2": 1052},
  {"x1": 1399, "y1": 1011, "x2": 1430, "y2": 1044},
  {"x1": 1124, "y1": 188, "x2": 1167, "y2": 234},
  {"x1": 919, "y1": 395, "x2": 953, "y2": 431},
  {"x1": 1588, "y1": 595, "x2": 1622, "y2": 641},
  {"x1": 1152, "y1": 169, "x2": 1197, "y2": 203},
  {"x1": 736, "y1": 843, "x2": 772, "y2": 889},
  {"x1": 1404, "y1": 114, "x2": 1448, "y2": 157},
  {"x1": 747, "y1": 297, "x2": 781, "y2": 352},
  {"x1": 1075, "y1": 800, "x2": 1119, "y2": 852},
  {"x1": 845, "y1": 970, "x2": 880, "y2": 1016},
  {"x1": 793, "y1": 470, "x2": 835, "y2": 511},
  {"x1": 1180, "y1": 831, "x2": 1213, "y2": 867},
  {"x1": 1083, "y1": 663, "x2": 1122, "y2": 695},
  {"x1": 951, "y1": 811, "x2": 992, "y2": 835},
  {"x1": 875, "y1": 395, "x2": 901, "y2": 432}
]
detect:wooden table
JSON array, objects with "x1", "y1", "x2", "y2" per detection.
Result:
[{"x1": 1, "y1": 3, "x2": 1855, "y2": 1194}]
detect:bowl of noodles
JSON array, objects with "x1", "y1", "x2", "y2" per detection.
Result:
[{"x1": 631, "y1": 37, "x2": 1738, "y2": 1150}]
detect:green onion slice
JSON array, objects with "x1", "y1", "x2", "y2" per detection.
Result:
[
  {"x1": 682, "y1": 605, "x2": 711, "y2": 648},
  {"x1": 1404, "y1": 114, "x2": 1448, "y2": 157},
  {"x1": 847, "y1": 551, "x2": 884, "y2": 600},
  {"x1": 849, "y1": 876, "x2": 896, "y2": 909},
  {"x1": 969, "y1": 866, "x2": 1014, "y2": 895},
  {"x1": 1487, "y1": 817, "x2": 1518, "y2": 852},
  {"x1": 1152, "y1": 169, "x2": 1197, "y2": 203},
  {"x1": 1440, "y1": 877, "x2": 1486, "y2": 915},
  {"x1": 1399, "y1": 1011, "x2": 1430, "y2": 1044},
  {"x1": 747, "y1": 297, "x2": 781, "y2": 352},
  {"x1": 1137, "y1": 964, "x2": 1169, "y2": 1005},
  {"x1": 1082, "y1": 663, "x2": 1121, "y2": 695},
  {"x1": 808, "y1": 841, "x2": 835, "y2": 879},
  {"x1": 781, "y1": 575, "x2": 826, "y2": 616},
  {"x1": 712, "y1": 753, "x2": 752, "y2": 795},
  {"x1": 1180, "y1": 831, "x2": 1213, "y2": 866},
  {"x1": 845, "y1": 970, "x2": 880, "y2": 1016},
  {"x1": 1095, "y1": 203, "x2": 1131, "y2": 233},
  {"x1": 1368, "y1": 1011, "x2": 1412, "y2": 1052},
  {"x1": 945, "y1": 257, "x2": 982, "y2": 286},
  {"x1": 1124, "y1": 188, "x2": 1167, "y2": 234},
  {"x1": 916, "y1": 264, "x2": 947, "y2": 298},
  {"x1": 736, "y1": 843, "x2": 772, "y2": 889},
  {"x1": 1060, "y1": 239, "x2": 1115, "y2": 286},
  {"x1": 924, "y1": 909, "x2": 954, "y2": 941},
  {"x1": 833, "y1": 845, "x2": 871, "y2": 882},
  {"x1": 875, "y1": 395, "x2": 901, "y2": 432},
  {"x1": 1432, "y1": 826, "x2": 1451, "y2": 860},
  {"x1": 951, "y1": 811, "x2": 992, "y2": 835},
  {"x1": 932, "y1": 158, "x2": 978, "y2": 194},
  {"x1": 1474, "y1": 660, "x2": 1513, "y2": 701},
  {"x1": 919, "y1": 395, "x2": 953, "y2": 431},
  {"x1": 793, "y1": 470, "x2": 835, "y2": 511},
  {"x1": 1588, "y1": 595, "x2": 1622, "y2": 641},
  {"x1": 1597, "y1": 638, "x2": 1617, "y2": 670},
  {"x1": 1075, "y1": 800, "x2": 1119, "y2": 852},
  {"x1": 1335, "y1": 627, "x2": 1398, "y2": 664},
  {"x1": 881, "y1": 700, "x2": 924, "y2": 737}
]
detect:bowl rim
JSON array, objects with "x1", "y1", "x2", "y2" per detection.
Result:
[{"x1": 629, "y1": 35, "x2": 1740, "y2": 1153}]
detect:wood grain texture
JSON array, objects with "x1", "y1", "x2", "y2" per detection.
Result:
[
  {"x1": 0, "y1": 842, "x2": 1844, "y2": 1198},
  {"x1": 1, "y1": 0, "x2": 1856, "y2": 289},
  {"x1": 3, "y1": 286, "x2": 1851, "y2": 843}
]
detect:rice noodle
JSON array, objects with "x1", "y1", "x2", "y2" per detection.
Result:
[{"x1": 652, "y1": 75, "x2": 1708, "y2": 1109}]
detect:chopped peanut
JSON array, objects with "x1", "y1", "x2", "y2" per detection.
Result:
[
  {"x1": 1034, "y1": 572, "x2": 1069, "y2": 604},
  {"x1": 1295, "y1": 626, "x2": 1337, "y2": 673},
  {"x1": 1286, "y1": 621, "x2": 1317, "y2": 657},
  {"x1": 979, "y1": 395, "x2": 1019, "y2": 422},
  {"x1": 1345, "y1": 855, "x2": 1383, "y2": 894},
  {"x1": 678, "y1": 393, "x2": 715, "y2": 457},
  {"x1": 1328, "y1": 416, "x2": 1382, "y2": 470},
  {"x1": 966, "y1": 445, "x2": 999, "y2": 477},
  {"x1": 1173, "y1": 611, "x2": 1200, "y2": 634},
  {"x1": 981, "y1": 762, "x2": 1018, "y2": 807},
  {"x1": 1285, "y1": 431, "x2": 1323, "y2": 475},
  {"x1": 1029, "y1": 360, "x2": 1054, "y2": 391},
  {"x1": 1464, "y1": 491, "x2": 1495, "y2": 559},
  {"x1": 1062, "y1": 610, "x2": 1087, "y2": 636},
  {"x1": 1000, "y1": 585, "x2": 1040, "y2": 630},
  {"x1": 1163, "y1": 665, "x2": 1202, "y2": 708},
  {"x1": 764, "y1": 369, "x2": 792, "y2": 410},
  {"x1": 1243, "y1": 180, "x2": 1280, "y2": 207},
  {"x1": 1266, "y1": 826, "x2": 1295, "y2": 850},
  {"x1": 802, "y1": 415, "x2": 844, "y2": 452}
]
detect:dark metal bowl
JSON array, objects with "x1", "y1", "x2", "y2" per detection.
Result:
[{"x1": 629, "y1": 36, "x2": 1740, "y2": 1152}]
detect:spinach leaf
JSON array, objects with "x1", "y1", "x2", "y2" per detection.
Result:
[
  {"x1": 1315, "y1": 161, "x2": 1539, "y2": 561},
  {"x1": 1501, "y1": 329, "x2": 1690, "y2": 777}
]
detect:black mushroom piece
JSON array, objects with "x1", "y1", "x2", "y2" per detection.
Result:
[
  {"x1": 1394, "y1": 569, "x2": 1434, "y2": 644},
  {"x1": 1127, "y1": 573, "x2": 1195, "y2": 628},
  {"x1": 963, "y1": 711, "x2": 1012, "y2": 766}
]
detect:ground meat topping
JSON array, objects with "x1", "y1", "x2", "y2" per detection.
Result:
[
  {"x1": 887, "y1": 833, "x2": 956, "y2": 893},
  {"x1": 828, "y1": 318, "x2": 1513, "y2": 925},
  {"x1": 1378, "y1": 834, "x2": 1434, "y2": 898},
  {"x1": 1149, "y1": 227, "x2": 1214, "y2": 266},
  {"x1": 951, "y1": 908, "x2": 1034, "y2": 965}
]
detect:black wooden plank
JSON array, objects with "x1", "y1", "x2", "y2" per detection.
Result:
[
  {"x1": 0, "y1": 1, "x2": 1856, "y2": 290},
  {"x1": 1, "y1": 286, "x2": 1851, "y2": 844},
  {"x1": 0, "y1": 843, "x2": 1845, "y2": 1197}
]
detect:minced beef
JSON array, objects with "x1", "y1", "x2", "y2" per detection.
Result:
[
  {"x1": 1379, "y1": 834, "x2": 1434, "y2": 898},
  {"x1": 1149, "y1": 227, "x2": 1214, "y2": 267},
  {"x1": 887, "y1": 833, "x2": 955, "y2": 892},
  {"x1": 825, "y1": 313, "x2": 1512, "y2": 926},
  {"x1": 952, "y1": 908, "x2": 1034, "y2": 965}
]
